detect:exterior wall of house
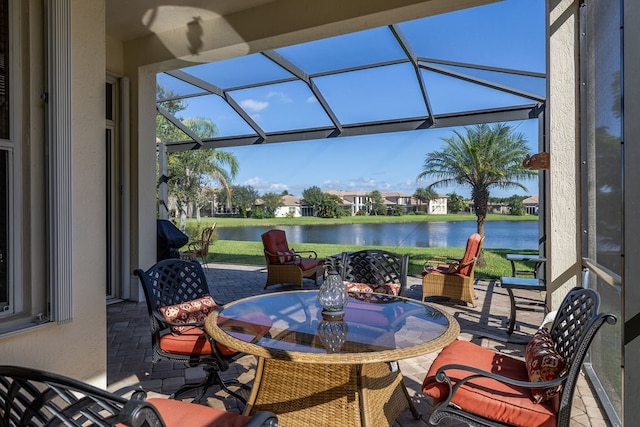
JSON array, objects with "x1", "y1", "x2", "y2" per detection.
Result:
[
  {"x1": 427, "y1": 197, "x2": 448, "y2": 214},
  {"x1": 0, "y1": 0, "x2": 108, "y2": 387},
  {"x1": 274, "y1": 206, "x2": 301, "y2": 218},
  {"x1": 547, "y1": 0, "x2": 582, "y2": 308}
]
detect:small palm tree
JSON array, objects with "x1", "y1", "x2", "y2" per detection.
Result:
[{"x1": 417, "y1": 123, "x2": 536, "y2": 264}]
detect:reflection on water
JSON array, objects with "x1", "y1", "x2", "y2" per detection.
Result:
[{"x1": 216, "y1": 220, "x2": 539, "y2": 249}]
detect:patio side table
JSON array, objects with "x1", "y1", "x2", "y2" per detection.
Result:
[{"x1": 501, "y1": 254, "x2": 547, "y2": 335}]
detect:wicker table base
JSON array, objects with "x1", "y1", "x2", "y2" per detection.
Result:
[{"x1": 244, "y1": 358, "x2": 417, "y2": 427}]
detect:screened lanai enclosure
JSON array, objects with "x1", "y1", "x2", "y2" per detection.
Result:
[
  {"x1": 155, "y1": 1, "x2": 546, "y2": 152},
  {"x1": 148, "y1": 1, "x2": 621, "y2": 424}
]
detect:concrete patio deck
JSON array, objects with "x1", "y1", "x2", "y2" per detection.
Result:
[{"x1": 107, "y1": 262, "x2": 610, "y2": 426}]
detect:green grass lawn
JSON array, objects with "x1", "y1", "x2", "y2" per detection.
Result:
[
  {"x1": 186, "y1": 214, "x2": 539, "y2": 280},
  {"x1": 207, "y1": 240, "x2": 536, "y2": 280}
]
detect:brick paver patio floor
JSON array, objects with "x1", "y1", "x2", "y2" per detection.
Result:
[{"x1": 107, "y1": 262, "x2": 610, "y2": 426}]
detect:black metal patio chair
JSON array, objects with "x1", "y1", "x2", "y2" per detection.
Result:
[
  {"x1": 134, "y1": 259, "x2": 271, "y2": 403},
  {"x1": 0, "y1": 365, "x2": 162, "y2": 426},
  {"x1": 422, "y1": 286, "x2": 616, "y2": 427}
]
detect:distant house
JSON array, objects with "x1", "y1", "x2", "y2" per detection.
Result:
[
  {"x1": 326, "y1": 190, "x2": 424, "y2": 216},
  {"x1": 382, "y1": 192, "x2": 413, "y2": 214},
  {"x1": 427, "y1": 195, "x2": 448, "y2": 214},
  {"x1": 523, "y1": 195, "x2": 539, "y2": 215},
  {"x1": 326, "y1": 190, "x2": 370, "y2": 215},
  {"x1": 273, "y1": 194, "x2": 302, "y2": 217}
]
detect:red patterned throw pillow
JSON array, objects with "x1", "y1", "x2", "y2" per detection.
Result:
[
  {"x1": 159, "y1": 295, "x2": 217, "y2": 334},
  {"x1": 276, "y1": 250, "x2": 297, "y2": 264},
  {"x1": 525, "y1": 328, "x2": 567, "y2": 403}
]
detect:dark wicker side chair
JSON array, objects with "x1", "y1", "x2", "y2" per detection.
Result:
[
  {"x1": 134, "y1": 259, "x2": 270, "y2": 403},
  {"x1": 338, "y1": 249, "x2": 409, "y2": 296},
  {"x1": 0, "y1": 365, "x2": 163, "y2": 426},
  {"x1": 422, "y1": 287, "x2": 616, "y2": 427}
]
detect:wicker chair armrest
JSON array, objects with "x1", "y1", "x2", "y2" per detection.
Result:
[
  {"x1": 290, "y1": 249, "x2": 318, "y2": 259},
  {"x1": 264, "y1": 248, "x2": 317, "y2": 264},
  {"x1": 245, "y1": 411, "x2": 280, "y2": 427},
  {"x1": 425, "y1": 255, "x2": 459, "y2": 264},
  {"x1": 119, "y1": 399, "x2": 165, "y2": 427},
  {"x1": 187, "y1": 239, "x2": 208, "y2": 251}
]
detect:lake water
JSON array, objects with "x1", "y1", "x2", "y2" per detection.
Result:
[{"x1": 216, "y1": 220, "x2": 539, "y2": 250}]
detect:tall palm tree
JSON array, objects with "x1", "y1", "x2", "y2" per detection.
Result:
[{"x1": 417, "y1": 123, "x2": 536, "y2": 263}]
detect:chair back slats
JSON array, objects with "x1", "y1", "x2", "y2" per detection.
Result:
[
  {"x1": 340, "y1": 250, "x2": 408, "y2": 291},
  {"x1": 139, "y1": 260, "x2": 210, "y2": 312},
  {"x1": 0, "y1": 366, "x2": 163, "y2": 426},
  {"x1": 549, "y1": 287, "x2": 600, "y2": 365}
]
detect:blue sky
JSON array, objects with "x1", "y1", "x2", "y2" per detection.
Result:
[
  {"x1": 224, "y1": 120, "x2": 540, "y2": 199},
  {"x1": 161, "y1": 0, "x2": 545, "y2": 199}
]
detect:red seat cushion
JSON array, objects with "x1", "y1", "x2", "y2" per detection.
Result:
[
  {"x1": 298, "y1": 258, "x2": 323, "y2": 271},
  {"x1": 160, "y1": 313, "x2": 272, "y2": 357},
  {"x1": 159, "y1": 327, "x2": 216, "y2": 356},
  {"x1": 262, "y1": 230, "x2": 290, "y2": 264},
  {"x1": 457, "y1": 233, "x2": 482, "y2": 276},
  {"x1": 147, "y1": 398, "x2": 254, "y2": 427},
  {"x1": 422, "y1": 264, "x2": 453, "y2": 276},
  {"x1": 422, "y1": 340, "x2": 559, "y2": 427}
]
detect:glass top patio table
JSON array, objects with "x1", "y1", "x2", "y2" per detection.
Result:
[{"x1": 205, "y1": 290, "x2": 460, "y2": 364}]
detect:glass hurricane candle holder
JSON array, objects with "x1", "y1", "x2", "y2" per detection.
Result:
[{"x1": 317, "y1": 270, "x2": 348, "y2": 316}]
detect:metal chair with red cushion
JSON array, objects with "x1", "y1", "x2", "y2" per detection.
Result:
[
  {"x1": 0, "y1": 365, "x2": 163, "y2": 427},
  {"x1": 261, "y1": 229, "x2": 325, "y2": 289},
  {"x1": 422, "y1": 287, "x2": 616, "y2": 427},
  {"x1": 338, "y1": 249, "x2": 409, "y2": 296},
  {"x1": 134, "y1": 259, "x2": 271, "y2": 403}
]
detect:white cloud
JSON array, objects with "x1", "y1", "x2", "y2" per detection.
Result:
[
  {"x1": 240, "y1": 99, "x2": 269, "y2": 112},
  {"x1": 243, "y1": 176, "x2": 288, "y2": 194},
  {"x1": 266, "y1": 91, "x2": 293, "y2": 103},
  {"x1": 306, "y1": 96, "x2": 318, "y2": 103}
]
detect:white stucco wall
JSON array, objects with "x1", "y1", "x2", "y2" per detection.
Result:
[{"x1": 546, "y1": 0, "x2": 582, "y2": 308}]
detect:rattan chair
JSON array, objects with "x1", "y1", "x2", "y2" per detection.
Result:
[
  {"x1": 422, "y1": 287, "x2": 616, "y2": 427},
  {"x1": 181, "y1": 224, "x2": 216, "y2": 265},
  {"x1": 134, "y1": 259, "x2": 270, "y2": 403},
  {"x1": 337, "y1": 249, "x2": 409, "y2": 296},
  {"x1": 261, "y1": 229, "x2": 324, "y2": 289},
  {"x1": 421, "y1": 233, "x2": 484, "y2": 307},
  {"x1": 0, "y1": 365, "x2": 163, "y2": 426}
]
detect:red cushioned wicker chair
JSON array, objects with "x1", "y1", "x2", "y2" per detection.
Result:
[
  {"x1": 422, "y1": 287, "x2": 616, "y2": 427},
  {"x1": 261, "y1": 229, "x2": 325, "y2": 289},
  {"x1": 421, "y1": 233, "x2": 484, "y2": 307}
]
